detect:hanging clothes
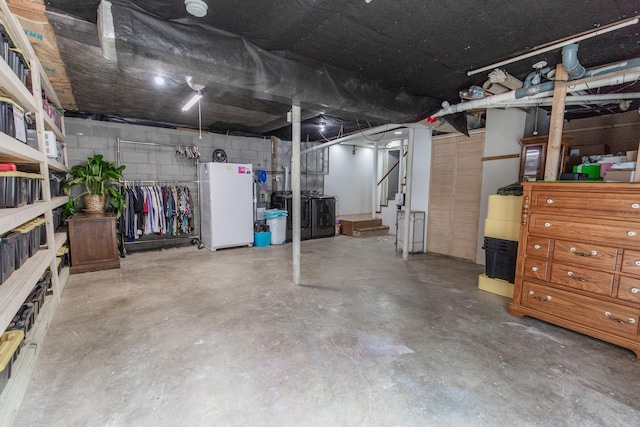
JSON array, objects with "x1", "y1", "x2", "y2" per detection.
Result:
[{"x1": 118, "y1": 184, "x2": 195, "y2": 242}]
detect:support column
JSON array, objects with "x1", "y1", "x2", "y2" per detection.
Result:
[
  {"x1": 544, "y1": 64, "x2": 568, "y2": 181},
  {"x1": 402, "y1": 127, "x2": 415, "y2": 261},
  {"x1": 291, "y1": 104, "x2": 301, "y2": 285},
  {"x1": 372, "y1": 141, "x2": 378, "y2": 216}
]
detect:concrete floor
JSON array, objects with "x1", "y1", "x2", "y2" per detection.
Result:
[{"x1": 14, "y1": 235, "x2": 640, "y2": 426}]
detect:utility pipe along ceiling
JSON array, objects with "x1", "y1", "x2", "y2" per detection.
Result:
[{"x1": 28, "y1": 1, "x2": 640, "y2": 140}]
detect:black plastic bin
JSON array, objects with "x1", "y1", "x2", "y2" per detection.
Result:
[
  {"x1": 0, "y1": 172, "x2": 27, "y2": 208},
  {"x1": 0, "y1": 233, "x2": 16, "y2": 285},
  {"x1": 483, "y1": 237, "x2": 518, "y2": 283},
  {"x1": 12, "y1": 231, "x2": 28, "y2": 269}
]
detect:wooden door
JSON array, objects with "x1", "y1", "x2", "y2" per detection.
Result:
[{"x1": 427, "y1": 132, "x2": 484, "y2": 260}]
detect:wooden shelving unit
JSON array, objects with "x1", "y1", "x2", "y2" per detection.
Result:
[{"x1": 0, "y1": 0, "x2": 67, "y2": 424}]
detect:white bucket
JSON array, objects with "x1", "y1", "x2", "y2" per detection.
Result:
[{"x1": 266, "y1": 217, "x2": 286, "y2": 245}]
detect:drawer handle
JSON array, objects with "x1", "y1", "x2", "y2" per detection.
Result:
[
  {"x1": 631, "y1": 287, "x2": 639, "y2": 294},
  {"x1": 531, "y1": 266, "x2": 539, "y2": 272},
  {"x1": 605, "y1": 312, "x2": 636, "y2": 325},
  {"x1": 635, "y1": 261, "x2": 640, "y2": 267},
  {"x1": 529, "y1": 290, "x2": 551, "y2": 302},
  {"x1": 534, "y1": 244, "x2": 541, "y2": 250},
  {"x1": 546, "y1": 199, "x2": 554, "y2": 204},
  {"x1": 567, "y1": 271, "x2": 591, "y2": 282},
  {"x1": 570, "y1": 247, "x2": 597, "y2": 257},
  {"x1": 628, "y1": 231, "x2": 638, "y2": 237},
  {"x1": 544, "y1": 222, "x2": 552, "y2": 227},
  {"x1": 632, "y1": 203, "x2": 640, "y2": 209}
]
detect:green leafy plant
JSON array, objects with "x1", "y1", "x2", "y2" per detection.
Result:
[{"x1": 63, "y1": 154, "x2": 127, "y2": 217}]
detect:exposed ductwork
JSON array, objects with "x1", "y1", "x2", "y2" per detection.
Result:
[
  {"x1": 428, "y1": 43, "x2": 640, "y2": 121},
  {"x1": 562, "y1": 44, "x2": 586, "y2": 80}
]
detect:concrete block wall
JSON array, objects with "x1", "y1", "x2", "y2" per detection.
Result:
[
  {"x1": 65, "y1": 118, "x2": 273, "y2": 179},
  {"x1": 64, "y1": 118, "x2": 273, "y2": 244}
]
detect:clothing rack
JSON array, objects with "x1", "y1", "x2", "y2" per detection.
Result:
[{"x1": 116, "y1": 138, "x2": 203, "y2": 253}]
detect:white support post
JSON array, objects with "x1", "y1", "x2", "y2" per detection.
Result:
[
  {"x1": 292, "y1": 104, "x2": 301, "y2": 285},
  {"x1": 402, "y1": 127, "x2": 415, "y2": 261},
  {"x1": 372, "y1": 141, "x2": 378, "y2": 216}
]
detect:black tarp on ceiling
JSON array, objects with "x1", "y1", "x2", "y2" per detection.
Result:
[{"x1": 44, "y1": 0, "x2": 640, "y2": 139}]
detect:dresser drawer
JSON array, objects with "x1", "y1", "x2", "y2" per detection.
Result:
[
  {"x1": 529, "y1": 214, "x2": 640, "y2": 249},
  {"x1": 526, "y1": 237, "x2": 550, "y2": 258},
  {"x1": 618, "y1": 277, "x2": 640, "y2": 304},
  {"x1": 530, "y1": 190, "x2": 640, "y2": 217},
  {"x1": 553, "y1": 239, "x2": 617, "y2": 270},
  {"x1": 549, "y1": 262, "x2": 613, "y2": 296},
  {"x1": 621, "y1": 250, "x2": 640, "y2": 275},
  {"x1": 523, "y1": 257, "x2": 549, "y2": 280},
  {"x1": 523, "y1": 281, "x2": 640, "y2": 338}
]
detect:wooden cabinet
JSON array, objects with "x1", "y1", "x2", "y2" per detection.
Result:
[
  {"x1": 509, "y1": 182, "x2": 640, "y2": 357},
  {"x1": 68, "y1": 213, "x2": 120, "y2": 274},
  {"x1": 519, "y1": 135, "x2": 573, "y2": 181}
]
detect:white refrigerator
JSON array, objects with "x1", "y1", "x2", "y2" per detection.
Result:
[{"x1": 198, "y1": 162, "x2": 254, "y2": 251}]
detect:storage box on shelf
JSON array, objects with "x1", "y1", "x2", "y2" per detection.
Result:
[
  {"x1": 508, "y1": 182, "x2": 640, "y2": 358},
  {"x1": 0, "y1": 0, "x2": 67, "y2": 422},
  {"x1": 0, "y1": 329, "x2": 23, "y2": 395}
]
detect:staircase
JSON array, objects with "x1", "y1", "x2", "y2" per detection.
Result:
[{"x1": 339, "y1": 214, "x2": 390, "y2": 238}]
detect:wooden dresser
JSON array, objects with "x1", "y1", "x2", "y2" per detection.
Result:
[
  {"x1": 68, "y1": 212, "x2": 120, "y2": 274},
  {"x1": 508, "y1": 182, "x2": 640, "y2": 357}
]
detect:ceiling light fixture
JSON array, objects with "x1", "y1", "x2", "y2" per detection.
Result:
[
  {"x1": 154, "y1": 76, "x2": 166, "y2": 86},
  {"x1": 185, "y1": 0, "x2": 208, "y2": 18},
  {"x1": 181, "y1": 91, "x2": 202, "y2": 112},
  {"x1": 394, "y1": 131, "x2": 403, "y2": 135}
]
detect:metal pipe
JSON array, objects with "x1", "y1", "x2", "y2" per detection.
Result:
[
  {"x1": 402, "y1": 127, "x2": 415, "y2": 261},
  {"x1": 291, "y1": 104, "x2": 301, "y2": 286}
]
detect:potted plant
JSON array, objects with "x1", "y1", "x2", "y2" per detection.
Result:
[{"x1": 63, "y1": 154, "x2": 127, "y2": 217}]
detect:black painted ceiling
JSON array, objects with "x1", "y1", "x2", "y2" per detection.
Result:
[{"x1": 42, "y1": 0, "x2": 640, "y2": 140}]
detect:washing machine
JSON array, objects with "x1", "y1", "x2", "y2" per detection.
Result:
[{"x1": 270, "y1": 191, "x2": 312, "y2": 242}]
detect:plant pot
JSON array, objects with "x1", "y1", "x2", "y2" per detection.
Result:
[{"x1": 83, "y1": 194, "x2": 105, "y2": 212}]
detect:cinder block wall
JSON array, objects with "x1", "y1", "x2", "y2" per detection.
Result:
[
  {"x1": 64, "y1": 118, "x2": 273, "y2": 248},
  {"x1": 65, "y1": 118, "x2": 273, "y2": 179}
]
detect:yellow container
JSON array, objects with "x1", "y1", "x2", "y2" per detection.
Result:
[
  {"x1": 0, "y1": 330, "x2": 24, "y2": 372},
  {"x1": 484, "y1": 218, "x2": 520, "y2": 241},
  {"x1": 478, "y1": 273, "x2": 514, "y2": 298},
  {"x1": 486, "y1": 195, "x2": 523, "y2": 222}
]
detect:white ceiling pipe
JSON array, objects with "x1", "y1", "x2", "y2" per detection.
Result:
[
  {"x1": 496, "y1": 93, "x2": 640, "y2": 107},
  {"x1": 430, "y1": 70, "x2": 640, "y2": 119},
  {"x1": 300, "y1": 123, "x2": 410, "y2": 155}
]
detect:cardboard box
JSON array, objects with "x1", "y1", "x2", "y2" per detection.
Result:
[{"x1": 604, "y1": 169, "x2": 635, "y2": 182}]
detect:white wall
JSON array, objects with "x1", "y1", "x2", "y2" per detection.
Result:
[
  {"x1": 324, "y1": 144, "x2": 373, "y2": 216},
  {"x1": 409, "y1": 126, "x2": 432, "y2": 252},
  {"x1": 475, "y1": 108, "x2": 527, "y2": 264}
]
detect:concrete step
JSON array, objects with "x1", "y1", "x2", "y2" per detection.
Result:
[{"x1": 352, "y1": 225, "x2": 390, "y2": 238}]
